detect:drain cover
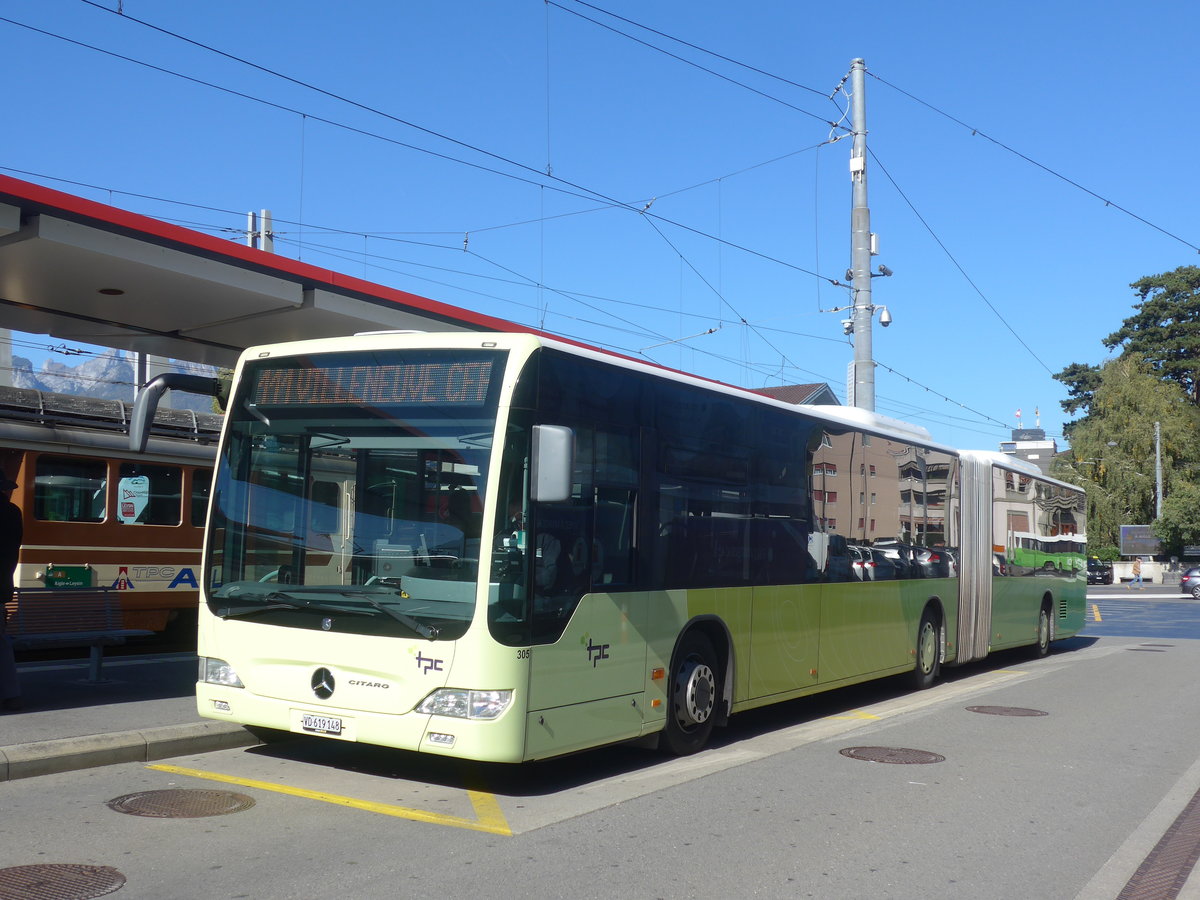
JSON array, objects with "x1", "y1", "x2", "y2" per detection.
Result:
[
  {"x1": 839, "y1": 746, "x2": 945, "y2": 764},
  {"x1": 106, "y1": 789, "x2": 255, "y2": 818},
  {"x1": 0, "y1": 863, "x2": 125, "y2": 899},
  {"x1": 966, "y1": 706, "x2": 1049, "y2": 717}
]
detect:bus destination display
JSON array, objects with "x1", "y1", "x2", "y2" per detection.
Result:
[{"x1": 253, "y1": 360, "x2": 494, "y2": 407}]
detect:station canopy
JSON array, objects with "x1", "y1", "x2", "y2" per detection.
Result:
[{"x1": 0, "y1": 174, "x2": 525, "y2": 369}]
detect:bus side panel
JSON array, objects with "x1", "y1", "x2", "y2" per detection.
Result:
[
  {"x1": 989, "y1": 577, "x2": 1044, "y2": 650},
  {"x1": 527, "y1": 592, "x2": 650, "y2": 710},
  {"x1": 524, "y1": 695, "x2": 645, "y2": 761},
  {"x1": 1058, "y1": 577, "x2": 1086, "y2": 637},
  {"x1": 748, "y1": 584, "x2": 820, "y2": 697},
  {"x1": 990, "y1": 575, "x2": 1086, "y2": 650},
  {"x1": 524, "y1": 590, "x2": 651, "y2": 758},
  {"x1": 816, "y1": 580, "x2": 938, "y2": 683}
]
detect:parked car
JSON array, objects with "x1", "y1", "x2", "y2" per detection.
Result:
[
  {"x1": 1087, "y1": 558, "x2": 1113, "y2": 585},
  {"x1": 848, "y1": 545, "x2": 873, "y2": 581},
  {"x1": 867, "y1": 548, "x2": 898, "y2": 580},
  {"x1": 1180, "y1": 566, "x2": 1200, "y2": 598},
  {"x1": 874, "y1": 540, "x2": 920, "y2": 579},
  {"x1": 849, "y1": 545, "x2": 898, "y2": 581},
  {"x1": 914, "y1": 546, "x2": 953, "y2": 579}
]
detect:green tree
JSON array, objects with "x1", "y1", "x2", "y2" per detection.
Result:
[
  {"x1": 1154, "y1": 481, "x2": 1200, "y2": 553},
  {"x1": 1103, "y1": 265, "x2": 1200, "y2": 405},
  {"x1": 1052, "y1": 362, "x2": 1103, "y2": 417},
  {"x1": 1051, "y1": 362, "x2": 1103, "y2": 439},
  {"x1": 1051, "y1": 356, "x2": 1200, "y2": 550}
]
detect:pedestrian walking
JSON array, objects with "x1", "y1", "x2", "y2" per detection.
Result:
[
  {"x1": 1128, "y1": 556, "x2": 1144, "y2": 591},
  {"x1": 0, "y1": 476, "x2": 23, "y2": 711}
]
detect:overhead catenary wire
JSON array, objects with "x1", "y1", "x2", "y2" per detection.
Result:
[
  {"x1": 866, "y1": 148, "x2": 1055, "y2": 376},
  {"x1": 6, "y1": 8, "x2": 1042, "y2": 433},
  {"x1": 544, "y1": 0, "x2": 846, "y2": 129},
  {"x1": 868, "y1": 71, "x2": 1200, "y2": 255},
  {"x1": 1, "y1": 149, "x2": 1010, "y2": 436},
  {"x1": 66, "y1": 1, "x2": 844, "y2": 285},
  {"x1": 0, "y1": 16, "x2": 840, "y2": 288}
]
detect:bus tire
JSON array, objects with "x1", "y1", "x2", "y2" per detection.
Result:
[
  {"x1": 662, "y1": 631, "x2": 719, "y2": 756},
  {"x1": 911, "y1": 607, "x2": 941, "y2": 690},
  {"x1": 1031, "y1": 601, "x2": 1052, "y2": 658}
]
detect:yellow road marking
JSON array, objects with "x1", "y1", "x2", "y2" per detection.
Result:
[
  {"x1": 147, "y1": 763, "x2": 512, "y2": 836},
  {"x1": 833, "y1": 710, "x2": 880, "y2": 720},
  {"x1": 1092, "y1": 603, "x2": 1102, "y2": 622}
]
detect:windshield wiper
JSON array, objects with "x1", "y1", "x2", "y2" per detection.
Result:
[
  {"x1": 219, "y1": 588, "x2": 439, "y2": 640},
  {"x1": 352, "y1": 591, "x2": 440, "y2": 641},
  {"x1": 216, "y1": 593, "x2": 373, "y2": 620}
]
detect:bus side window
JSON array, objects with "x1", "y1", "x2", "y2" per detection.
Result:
[{"x1": 593, "y1": 487, "x2": 634, "y2": 586}]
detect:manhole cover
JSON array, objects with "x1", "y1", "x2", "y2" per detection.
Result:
[
  {"x1": 966, "y1": 706, "x2": 1049, "y2": 717},
  {"x1": 839, "y1": 746, "x2": 945, "y2": 765},
  {"x1": 0, "y1": 863, "x2": 125, "y2": 900},
  {"x1": 106, "y1": 789, "x2": 256, "y2": 818}
]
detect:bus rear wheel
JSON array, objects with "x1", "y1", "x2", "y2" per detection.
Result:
[
  {"x1": 911, "y1": 608, "x2": 941, "y2": 690},
  {"x1": 1031, "y1": 602, "x2": 1052, "y2": 658},
  {"x1": 662, "y1": 632, "x2": 718, "y2": 756}
]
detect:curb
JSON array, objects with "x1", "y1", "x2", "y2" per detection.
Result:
[{"x1": 0, "y1": 721, "x2": 260, "y2": 782}]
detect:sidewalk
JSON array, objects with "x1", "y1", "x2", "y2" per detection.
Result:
[{"x1": 0, "y1": 652, "x2": 256, "y2": 782}]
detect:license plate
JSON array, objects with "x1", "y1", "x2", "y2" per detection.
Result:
[{"x1": 300, "y1": 713, "x2": 343, "y2": 736}]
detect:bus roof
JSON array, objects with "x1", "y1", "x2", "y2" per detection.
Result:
[
  {"x1": 959, "y1": 449, "x2": 1079, "y2": 492},
  {"x1": 239, "y1": 330, "x2": 963, "y2": 455}
]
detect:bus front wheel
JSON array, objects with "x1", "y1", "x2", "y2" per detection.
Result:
[
  {"x1": 662, "y1": 631, "x2": 719, "y2": 756},
  {"x1": 912, "y1": 608, "x2": 941, "y2": 690}
]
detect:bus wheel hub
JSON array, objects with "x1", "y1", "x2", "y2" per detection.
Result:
[{"x1": 676, "y1": 660, "x2": 715, "y2": 726}]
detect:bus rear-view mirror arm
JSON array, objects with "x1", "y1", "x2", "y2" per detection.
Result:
[{"x1": 130, "y1": 373, "x2": 224, "y2": 453}]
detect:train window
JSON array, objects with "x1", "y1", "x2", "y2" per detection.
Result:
[
  {"x1": 191, "y1": 470, "x2": 212, "y2": 527},
  {"x1": 117, "y1": 463, "x2": 182, "y2": 526},
  {"x1": 34, "y1": 456, "x2": 106, "y2": 523}
]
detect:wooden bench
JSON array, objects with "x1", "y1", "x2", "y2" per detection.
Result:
[{"x1": 5, "y1": 588, "x2": 153, "y2": 682}]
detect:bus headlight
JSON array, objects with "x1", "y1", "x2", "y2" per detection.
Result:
[
  {"x1": 416, "y1": 689, "x2": 512, "y2": 720},
  {"x1": 200, "y1": 657, "x2": 244, "y2": 688}
]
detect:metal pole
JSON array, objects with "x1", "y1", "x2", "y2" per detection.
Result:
[
  {"x1": 848, "y1": 58, "x2": 874, "y2": 411},
  {"x1": 1155, "y1": 420, "x2": 1163, "y2": 518},
  {"x1": 258, "y1": 209, "x2": 274, "y2": 254}
]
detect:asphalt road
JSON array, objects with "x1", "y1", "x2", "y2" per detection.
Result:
[{"x1": 1085, "y1": 582, "x2": 1200, "y2": 640}]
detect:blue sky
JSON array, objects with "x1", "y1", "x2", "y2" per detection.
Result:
[{"x1": 4, "y1": 0, "x2": 1198, "y2": 449}]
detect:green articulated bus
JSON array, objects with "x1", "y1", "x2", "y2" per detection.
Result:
[{"x1": 134, "y1": 332, "x2": 1086, "y2": 762}]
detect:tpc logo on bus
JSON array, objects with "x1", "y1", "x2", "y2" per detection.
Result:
[{"x1": 582, "y1": 633, "x2": 610, "y2": 667}]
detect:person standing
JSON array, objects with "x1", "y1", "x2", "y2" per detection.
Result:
[
  {"x1": 0, "y1": 476, "x2": 22, "y2": 711},
  {"x1": 1129, "y1": 555, "x2": 1144, "y2": 591}
]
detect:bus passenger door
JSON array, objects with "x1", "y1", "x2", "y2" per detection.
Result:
[{"x1": 524, "y1": 488, "x2": 646, "y2": 759}]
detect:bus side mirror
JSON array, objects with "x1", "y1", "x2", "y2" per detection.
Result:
[
  {"x1": 130, "y1": 373, "x2": 223, "y2": 452},
  {"x1": 531, "y1": 425, "x2": 574, "y2": 503}
]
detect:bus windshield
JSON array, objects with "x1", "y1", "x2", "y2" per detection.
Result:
[{"x1": 206, "y1": 348, "x2": 506, "y2": 642}]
